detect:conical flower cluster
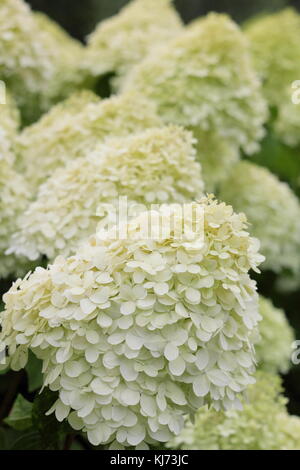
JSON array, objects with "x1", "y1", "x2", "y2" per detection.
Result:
[
  {"x1": 83, "y1": 0, "x2": 183, "y2": 91},
  {"x1": 10, "y1": 126, "x2": 204, "y2": 261},
  {"x1": 124, "y1": 13, "x2": 267, "y2": 188},
  {"x1": 245, "y1": 8, "x2": 300, "y2": 146},
  {"x1": 17, "y1": 91, "x2": 163, "y2": 189},
  {"x1": 0, "y1": 198, "x2": 263, "y2": 448},
  {"x1": 219, "y1": 161, "x2": 300, "y2": 276},
  {"x1": 0, "y1": 0, "x2": 85, "y2": 123}
]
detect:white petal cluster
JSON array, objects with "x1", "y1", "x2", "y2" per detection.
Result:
[
  {"x1": 256, "y1": 297, "x2": 294, "y2": 374},
  {"x1": 10, "y1": 126, "x2": 204, "y2": 261},
  {"x1": 245, "y1": 9, "x2": 300, "y2": 147},
  {"x1": 169, "y1": 371, "x2": 300, "y2": 450},
  {"x1": 124, "y1": 12, "x2": 267, "y2": 188},
  {"x1": 0, "y1": 159, "x2": 33, "y2": 278},
  {"x1": 219, "y1": 161, "x2": 300, "y2": 276},
  {"x1": 0, "y1": 92, "x2": 20, "y2": 164},
  {"x1": 0, "y1": 0, "x2": 85, "y2": 124},
  {"x1": 83, "y1": 0, "x2": 183, "y2": 91},
  {"x1": 17, "y1": 91, "x2": 163, "y2": 189},
  {"x1": 0, "y1": 198, "x2": 263, "y2": 448}
]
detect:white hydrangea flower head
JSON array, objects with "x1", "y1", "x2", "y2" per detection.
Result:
[
  {"x1": 245, "y1": 9, "x2": 300, "y2": 108},
  {"x1": 0, "y1": 159, "x2": 34, "y2": 278},
  {"x1": 219, "y1": 161, "x2": 300, "y2": 276},
  {"x1": 16, "y1": 90, "x2": 101, "y2": 186},
  {"x1": 10, "y1": 126, "x2": 204, "y2": 261},
  {"x1": 0, "y1": 91, "x2": 20, "y2": 164},
  {"x1": 255, "y1": 296, "x2": 294, "y2": 374},
  {"x1": 169, "y1": 371, "x2": 300, "y2": 450},
  {"x1": 17, "y1": 91, "x2": 163, "y2": 189},
  {"x1": 83, "y1": 0, "x2": 183, "y2": 91},
  {"x1": 245, "y1": 9, "x2": 300, "y2": 147},
  {"x1": 0, "y1": 198, "x2": 263, "y2": 448},
  {"x1": 0, "y1": 0, "x2": 85, "y2": 124},
  {"x1": 124, "y1": 13, "x2": 267, "y2": 156}
]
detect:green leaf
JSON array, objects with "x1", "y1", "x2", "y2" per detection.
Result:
[
  {"x1": 32, "y1": 389, "x2": 67, "y2": 450},
  {"x1": 9, "y1": 431, "x2": 41, "y2": 450},
  {"x1": 4, "y1": 395, "x2": 33, "y2": 431},
  {"x1": 25, "y1": 352, "x2": 43, "y2": 392}
]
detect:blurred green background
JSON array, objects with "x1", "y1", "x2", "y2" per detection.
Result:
[{"x1": 19, "y1": 0, "x2": 300, "y2": 417}]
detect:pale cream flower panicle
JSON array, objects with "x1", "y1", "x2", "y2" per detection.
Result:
[
  {"x1": 255, "y1": 296, "x2": 294, "y2": 374},
  {"x1": 0, "y1": 198, "x2": 264, "y2": 448},
  {"x1": 0, "y1": 0, "x2": 86, "y2": 124},
  {"x1": 83, "y1": 0, "x2": 183, "y2": 91},
  {"x1": 124, "y1": 13, "x2": 267, "y2": 189},
  {"x1": 0, "y1": 159, "x2": 34, "y2": 278},
  {"x1": 219, "y1": 161, "x2": 300, "y2": 277},
  {"x1": 245, "y1": 9, "x2": 300, "y2": 108},
  {"x1": 16, "y1": 90, "x2": 101, "y2": 186},
  {"x1": 245, "y1": 9, "x2": 300, "y2": 147},
  {"x1": 17, "y1": 91, "x2": 163, "y2": 189},
  {"x1": 0, "y1": 91, "x2": 20, "y2": 164},
  {"x1": 169, "y1": 371, "x2": 300, "y2": 450},
  {"x1": 10, "y1": 126, "x2": 204, "y2": 261}
]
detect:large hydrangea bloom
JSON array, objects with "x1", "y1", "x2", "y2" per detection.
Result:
[
  {"x1": 169, "y1": 371, "x2": 300, "y2": 450},
  {"x1": 17, "y1": 91, "x2": 163, "y2": 189},
  {"x1": 245, "y1": 9, "x2": 300, "y2": 108},
  {"x1": 124, "y1": 13, "x2": 267, "y2": 188},
  {"x1": 0, "y1": 92, "x2": 20, "y2": 164},
  {"x1": 256, "y1": 297, "x2": 294, "y2": 374},
  {"x1": 219, "y1": 161, "x2": 300, "y2": 276},
  {"x1": 0, "y1": 159, "x2": 33, "y2": 278},
  {"x1": 0, "y1": 199, "x2": 263, "y2": 448},
  {"x1": 83, "y1": 0, "x2": 183, "y2": 91},
  {"x1": 10, "y1": 126, "x2": 204, "y2": 261},
  {"x1": 245, "y1": 9, "x2": 300, "y2": 147},
  {"x1": 0, "y1": 0, "x2": 85, "y2": 124}
]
